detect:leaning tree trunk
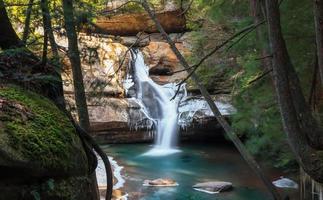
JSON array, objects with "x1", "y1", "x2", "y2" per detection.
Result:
[
  {"x1": 62, "y1": 0, "x2": 90, "y2": 132},
  {"x1": 141, "y1": 0, "x2": 282, "y2": 199},
  {"x1": 265, "y1": 0, "x2": 323, "y2": 183},
  {"x1": 0, "y1": 0, "x2": 23, "y2": 49},
  {"x1": 314, "y1": 0, "x2": 323, "y2": 86}
]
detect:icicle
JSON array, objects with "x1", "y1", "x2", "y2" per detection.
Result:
[{"x1": 300, "y1": 167, "x2": 323, "y2": 200}]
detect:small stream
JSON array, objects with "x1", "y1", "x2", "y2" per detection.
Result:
[{"x1": 97, "y1": 144, "x2": 273, "y2": 200}]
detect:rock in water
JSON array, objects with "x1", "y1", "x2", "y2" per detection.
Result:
[
  {"x1": 272, "y1": 177, "x2": 298, "y2": 189},
  {"x1": 143, "y1": 178, "x2": 178, "y2": 187},
  {"x1": 193, "y1": 181, "x2": 233, "y2": 194}
]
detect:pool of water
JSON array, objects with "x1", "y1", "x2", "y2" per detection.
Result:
[{"x1": 98, "y1": 143, "x2": 273, "y2": 200}]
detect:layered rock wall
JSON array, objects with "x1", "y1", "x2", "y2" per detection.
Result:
[{"x1": 61, "y1": 11, "x2": 233, "y2": 143}]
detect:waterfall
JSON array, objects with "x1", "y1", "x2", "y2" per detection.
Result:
[{"x1": 130, "y1": 50, "x2": 184, "y2": 156}]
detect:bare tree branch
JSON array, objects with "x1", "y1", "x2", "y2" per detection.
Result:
[
  {"x1": 254, "y1": 54, "x2": 273, "y2": 60},
  {"x1": 226, "y1": 27, "x2": 256, "y2": 50},
  {"x1": 177, "y1": 0, "x2": 193, "y2": 16},
  {"x1": 247, "y1": 68, "x2": 273, "y2": 85},
  {"x1": 106, "y1": 32, "x2": 151, "y2": 85},
  {"x1": 5, "y1": 2, "x2": 40, "y2": 7}
]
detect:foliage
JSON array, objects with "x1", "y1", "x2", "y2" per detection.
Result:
[{"x1": 187, "y1": 0, "x2": 317, "y2": 171}]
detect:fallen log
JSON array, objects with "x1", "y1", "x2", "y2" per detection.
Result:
[{"x1": 85, "y1": 9, "x2": 186, "y2": 36}]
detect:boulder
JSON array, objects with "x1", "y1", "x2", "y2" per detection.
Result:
[
  {"x1": 0, "y1": 85, "x2": 88, "y2": 178},
  {"x1": 143, "y1": 178, "x2": 178, "y2": 187},
  {"x1": 0, "y1": 85, "x2": 94, "y2": 200},
  {"x1": 193, "y1": 181, "x2": 233, "y2": 193},
  {"x1": 272, "y1": 177, "x2": 298, "y2": 189}
]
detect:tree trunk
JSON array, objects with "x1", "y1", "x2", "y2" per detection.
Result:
[
  {"x1": 41, "y1": 31, "x2": 48, "y2": 66},
  {"x1": 41, "y1": 0, "x2": 59, "y2": 58},
  {"x1": 265, "y1": 0, "x2": 323, "y2": 183},
  {"x1": 22, "y1": 0, "x2": 34, "y2": 43},
  {"x1": 0, "y1": 0, "x2": 23, "y2": 49},
  {"x1": 62, "y1": 1, "x2": 98, "y2": 199},
  {"x1": 314, "y1": 0, "x2": 323, "y2": 85},
  {"x1": 62, "y1": 0, "x2": 90, "y2": 132},
  {"x1": 40, "y1": 0, "x2": 65, "y2": 108},
  {"x1": 141, "y1": 0, "x2": 282, "y2": 199}
]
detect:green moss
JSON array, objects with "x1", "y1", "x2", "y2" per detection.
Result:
[
  {"x1": 0, "y1": 85, "x2": 83, "y2": 170},
  {"x1": 45, "y1": 177, "x2": 92, "y2": 200}
]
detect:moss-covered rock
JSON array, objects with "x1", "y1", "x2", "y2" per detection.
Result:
[
  {"x1": 0, "y1": 176, "x2": 95, "y2": 200},
  {"x1": 0, "y1": 84, "x2": 88, "y2": 177}
]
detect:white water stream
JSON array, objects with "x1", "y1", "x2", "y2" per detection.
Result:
[{"x1": 131, "y1": 50, "x2": 184, "y2": 156}]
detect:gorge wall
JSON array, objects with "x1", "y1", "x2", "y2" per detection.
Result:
[{"x1": 61, "y1": 9, "x2": 234, "y2": 143}]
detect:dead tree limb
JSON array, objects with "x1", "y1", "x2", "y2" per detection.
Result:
[
  {"x1": 247, "y1": 68, "x2": 273, "y2": 85},
  {"x1": 141, "y1": 0, "x2": 282, "y2": 199}
]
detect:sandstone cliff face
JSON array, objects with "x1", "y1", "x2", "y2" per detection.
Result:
[
  {"x1": 62, "y1": 35, "x2": 129, "y2": 98},
  {"x1": 61, "y1": 16, "x2": 233, "y2": 143},
  {"x1": 59, "y1": 34, "x2": 155, "y2": 141},
  {"x1": 142, "y1": 41, "x2": 189, "y2": 84}
]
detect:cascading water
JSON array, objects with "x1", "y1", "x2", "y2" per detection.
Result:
[{"x1": 130, "y1": 50, "x2": 184, "y2": 156}]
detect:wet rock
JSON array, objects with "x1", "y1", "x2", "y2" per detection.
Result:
[
  {"x1": 143, "y1": 178, "x2": 178, "y2": 187},
  {"x1": 272, "y1": 177, "x2": 298, "y2": 189},
  {"x1": 141, "y1": 41, "x2": 189, "y2": 84},
  {"x1": 149, "y1": 65, "x2": 173, "y2": 76},
  {"x1": 178, "y1": 95, "x2": 236, "y2": 129},
  {"x1": 193, "y1": 181, "x2": 233, "y2": 193}
]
